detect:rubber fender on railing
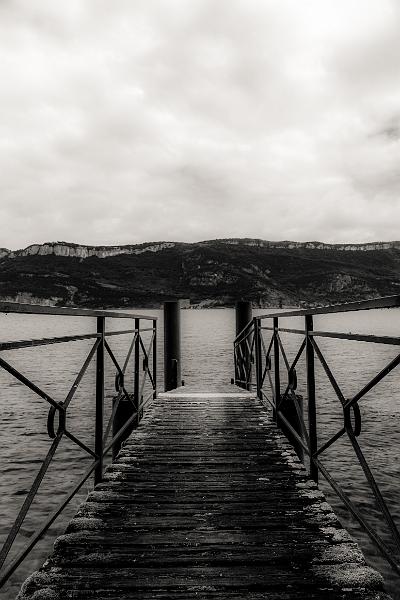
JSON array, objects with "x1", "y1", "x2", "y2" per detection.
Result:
[
  {"x1": 47, "y1": 402, "x2": 66, "y2": 439},
  {"x1": 115, "y1": 372, "x2": 124, "y2": 392},
  {"x1": 288, "y1": 369, "x2": 297, "y2": 391},
  {"x1": 344, "y1": 402, "x2": 362, "y2": 437}
]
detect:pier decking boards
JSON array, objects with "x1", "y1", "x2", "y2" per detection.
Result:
[{"x1": 19, "y1": 386, "x2": 390, "y2": 599}]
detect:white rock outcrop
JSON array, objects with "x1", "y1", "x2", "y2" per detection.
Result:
[
  {"x1": 5, "y1": 241, "x2": 176, "y2": 260},
  {"x1": 1, "y1": 239, "x2": 400, "y2": 261},
  {"x1": 219, "y1": 239, "x2": 399, "y2": 251}
]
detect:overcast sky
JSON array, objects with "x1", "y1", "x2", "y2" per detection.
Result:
[{"x1": 1, "y1": 0, "x2": 400, "y2": 250}]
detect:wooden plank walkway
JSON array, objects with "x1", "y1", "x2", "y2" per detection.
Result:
[{"x1": 18, "y1": 385, "x2": 390, "y2": 599}]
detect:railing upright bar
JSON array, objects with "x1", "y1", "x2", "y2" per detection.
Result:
[
  {"x1": 254, "y1": 318, "x2": 262, "y2": 399},
  {"x1": 94, "y1": 316, "x2": 105, "y2": 485},
  {"x1": 234, "y1": 345, "x2": 238, "y2": 386},
  {"x1": 239, "y1": 341, "x2": 248, "y2": 390},
  {"x1": 305, "y1": 314, "x2": 318, "y2": 483},
  {"x1": 153, "y1": 319, "x2": 157, "y2": 399},
  {"x1": 273, "y1": 317, "x2": 280, "y2": 422},
  {"x1": 236, "y1": 342, "x2": 245, "y2": 389},
  {"x1": 134, "y1": 318, "x2": 140, "y2": 423}
]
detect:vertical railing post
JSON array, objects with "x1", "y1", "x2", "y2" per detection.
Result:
[
  {"x1": 235, "y1": 301, "x2": 252, "y2": 389},
  {"x1": 254, "y1": 317, "x2": 262, "y2": 399},
  {"x1": 234, "y1": 344, "x2": 239, "y2": 386},
  {"x1": 134, "y1": 318, "x2": 140, "y2": 422},
  {"x1": 306, "y1": 314, "x2": 318, "y2": 483},
  {"x1": 273, "y1": 316, "x2": 280, "y2": 423},
  {"x1": 95, "y1": 316, "x2": 105, "y2": 486},
  {"x1": 164, "y1": 301, "x2": 182, "y2": 391},
  {"x1": 152, "y1": 318, "x2": 157, "y2": 399}
]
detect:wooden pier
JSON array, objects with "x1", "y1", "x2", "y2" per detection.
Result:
[{"x1": 18, "y1": 385, "x2": 390, "y2": 600}]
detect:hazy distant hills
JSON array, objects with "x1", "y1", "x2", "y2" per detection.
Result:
[{"x1": 1, "y1": 238, "x2": 400, "y2": 308}]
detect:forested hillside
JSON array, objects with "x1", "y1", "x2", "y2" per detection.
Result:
[{"x1": 1, "y1": 239, "x2": 399, "y2": 308}]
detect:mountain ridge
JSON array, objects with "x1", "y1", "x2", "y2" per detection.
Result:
[
  {"x1": 1, "y1": 238, "x2": 400, "y2": 260},
  {"x1": 1, "y1": 238, "x2": 400, "y2": 308}
]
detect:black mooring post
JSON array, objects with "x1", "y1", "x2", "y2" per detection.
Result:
[
  {"x1": 235, "y1": 301, "x2": 252, "y2": 389},
  {"x1": 235, "y1": 301, "x2": 252, "y2": 338},
  {"x1": 164, "y1": 301, "x2": 181, "y2": 392}
]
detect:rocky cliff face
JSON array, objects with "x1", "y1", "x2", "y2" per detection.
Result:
[
  {"x1": 2, "y1": 239, "x2": 400, "y2": 260},
  {"x1": 0, "y1": 292, "x2": 64, "y2": 306},
  {"x1": 218, "y1": 238, "x2": 400, "y2": 252},
  {"x1": 4, "y1": 241, "x2": 176, "y2": 259}
]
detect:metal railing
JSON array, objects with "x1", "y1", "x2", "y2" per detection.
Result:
[
  {"x1": 0, "y1": 302, "x2": 157, "y2": 587},
  {"x1": 234, "y1": 295, "x2": 400, "y2": 576}
]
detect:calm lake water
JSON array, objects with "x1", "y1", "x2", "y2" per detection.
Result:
[{"x1": 0, "y1": 307, "x2": 400, "y2": 598}]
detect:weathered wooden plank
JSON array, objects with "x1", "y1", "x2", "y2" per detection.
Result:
[{"x1": 18, "y1": 387, "x2": 391, "y2": 600}]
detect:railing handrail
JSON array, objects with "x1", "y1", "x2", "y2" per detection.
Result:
[
  {"x1": 0, "y1": 301, "x2": 158, "y2": 320},
  {"x1": 233, "y1": 294, "x2": 400, "y2": 346},
  {"x1": 255, "y1": 294, "x2": 400, "y2": 321}
]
